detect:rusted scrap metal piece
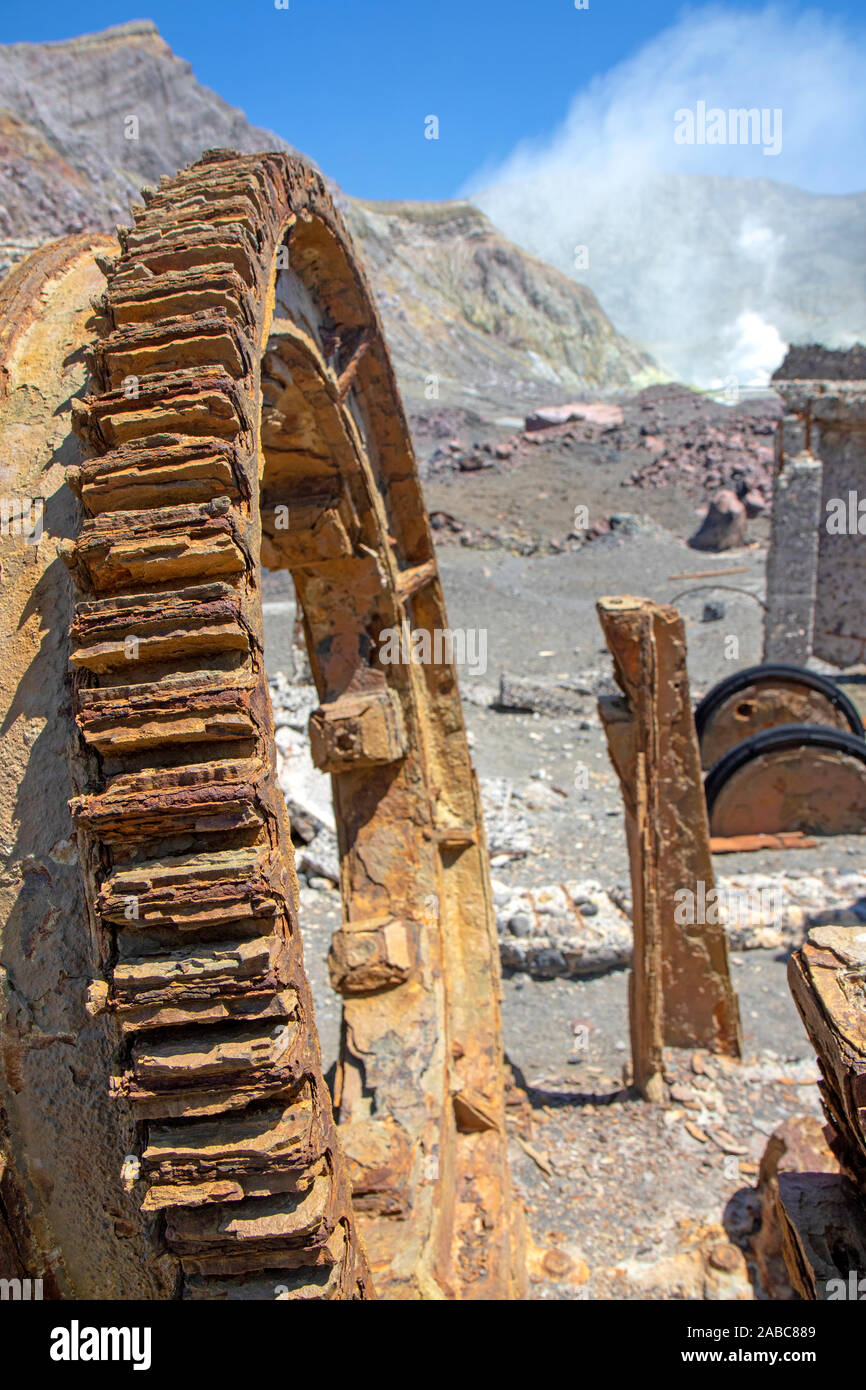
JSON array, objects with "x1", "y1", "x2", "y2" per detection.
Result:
[
  {"x1": 776, "y1": 1168, "x2": 866, "y2": 1300},
  {"x1": 695, "y1": 663, "x2": 862, "y2": 770},
  {"x1": 597, "y1": 596, "x2": 741, "y2": 1101},
  {"x1": 706, "y1": 725, "x2": 866, "y2": 837},
  {"x1": 710, "y1": 832, "x2": 817, "y2": 853},
  {"x1": 328, "y1": 917, "x2": 416, "y2": 996},
  {"x1": 752, "y1": 1115, "x2": 840, "y2": 1301},
  {"x1": 779, "y1": 927, "x2": 866, "y2": 1298},
  {"x1": 789, "y1": 926, "x2": 866, "y2": 1178},
  {"x1": 0, "y1": 1156, "x2": 29, "y2": 1282},
  {"x1": 260, "y1": 187, "x2": 523, "y2": 1296},
  {"x1": 56, "y1": 150, "x2": 521, "y2": 1299},
  {"x1": 309, "y1": 688, "x2": 408, "y2": 772},
  {"x1": 62, "y1": 154, "x2": 371, "y2": 1300}
]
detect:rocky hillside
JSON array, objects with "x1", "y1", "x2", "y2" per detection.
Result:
[
  {"x1": 0, "y1": 21, "x2": 659, "y2": 422},
  {"x1": 343, "y1": 199, "x2": 658, "y2": 419},
  {"x1": 0, "y1": 21, "x2": 293, "y2": 248}
]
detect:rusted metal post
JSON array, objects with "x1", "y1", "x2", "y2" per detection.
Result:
[{"x1": 597, "y1": 596, "x2": 741, "y2": 1100}]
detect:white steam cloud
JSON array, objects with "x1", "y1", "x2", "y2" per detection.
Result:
[{"x1": 466, "y1": 5, "x2": 866, "y2": 387}]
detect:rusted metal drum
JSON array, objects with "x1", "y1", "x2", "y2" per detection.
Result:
[
  {"x1": 705, "y1": 724, "x2": 866, "y2": 836},
  {"x1": 695, "y1": 664, "x2": 863, "y2": 770}
]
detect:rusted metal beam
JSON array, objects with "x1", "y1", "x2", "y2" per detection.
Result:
[{"x1": 597, "y1": 596, "x2": 741, "y2": 1100}]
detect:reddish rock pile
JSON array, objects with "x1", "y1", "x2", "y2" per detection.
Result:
[
  {"x1": 420, "y1": 385, "x2": 782, "y2": 511},
  {"x1": 625, "y1": 391, "x2": 779, "y2": 504}
]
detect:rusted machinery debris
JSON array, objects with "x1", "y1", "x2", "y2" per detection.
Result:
[
  {"x1": 596, "y1": 595, "x2": 741, "y2": 1101},
  {"x1": 3, "y1": 142, "x2": 865, "y2": 1317},
  {"x1": 695, "y1": 663, "x2": 863, "y2": 770},
  {"x1": 704, "y1": 724, "x2": 866, "y2": 838},
  {"x1": 0, "y1": 151, "x2": 523, "y2": 1300},
  {"x1": 693, "y1": 663, "x2": 866, "y2": 840},
  {"x1": 751, "y1": 1114, "x2": 842, "y2": 1301},
  {"x1": 758, "y1": 928, "x2": 866, "y2": 1298},
  {"x1": 789, "y1": 928, "x2": 866, "y2": 1183}
]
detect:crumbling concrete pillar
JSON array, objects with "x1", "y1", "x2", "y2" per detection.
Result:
[
  {"x1": 771, "y1": 377, "x2": 866, "y2": 667},
  {"x1": 763, "y1": 439, "x2": 822, "y2": 664},
  {"x1": 597, "y1": 596, "x2": 741, "y2": 1101}
]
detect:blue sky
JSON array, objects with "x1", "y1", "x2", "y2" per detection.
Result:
[{"x1": 1, "y1": 0, "x2": 864, "y2": 199}]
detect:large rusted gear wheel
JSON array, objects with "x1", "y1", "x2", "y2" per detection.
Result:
[
  {"x1": 0, "y1": 151, "x2": 523, "y2": 1300},
  {"x1": 695, "y1": 663, "x2": 863, "y2": 770}
]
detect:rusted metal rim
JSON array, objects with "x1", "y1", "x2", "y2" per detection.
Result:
[
  {"x1": 695, "y1": 664, "x2": 864, "y2": 770},
  {"x1": 696, "y1": 665, "x2": 863, "y2": 741},
  {"x1": 705, "y1": 722, "x2": 866, "y2": 822}
]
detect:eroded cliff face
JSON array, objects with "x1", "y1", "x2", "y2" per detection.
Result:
[
  {"x1": 343, "y1": 199, "x2": 660, "y2": 417},
  {"x1": 0, "y1": 22, "x2": 659, "y2": 423},
  {"x1": 0, "y1": 20, "x2": 293, "y2": 253}
]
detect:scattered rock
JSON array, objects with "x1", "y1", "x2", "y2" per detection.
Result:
[
  {"x1": 688, "y1": 489, "x2": 747, "y2": 552},
  {"x1": 706, "y1": 1127, "x2": 749, "y2": 1156},
  {"x1": 708, "y1": 1242, "x2": 740, "y2": 1273},
  {"x1": 542, "y1": 1248, "x2": 575, "y2": 1279},
  {"x1": 517, "y1": 1137, "x2": 555, "y2": 1176},
  {"x1": 525, "y1": 402, "x2": 624, "y2": 432},
  {"x1": 497, "y1": 673, "x2": 594, "y2": 718},
  {"x1": 742, "y1": 489, "x2": 767, "y2": 518},
  {"x1": 508, "y1": 912, "x2": 533, "y2": 938},
  {"x1": 296, "y1": 828, "x2": 340, "y2": 884}
]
